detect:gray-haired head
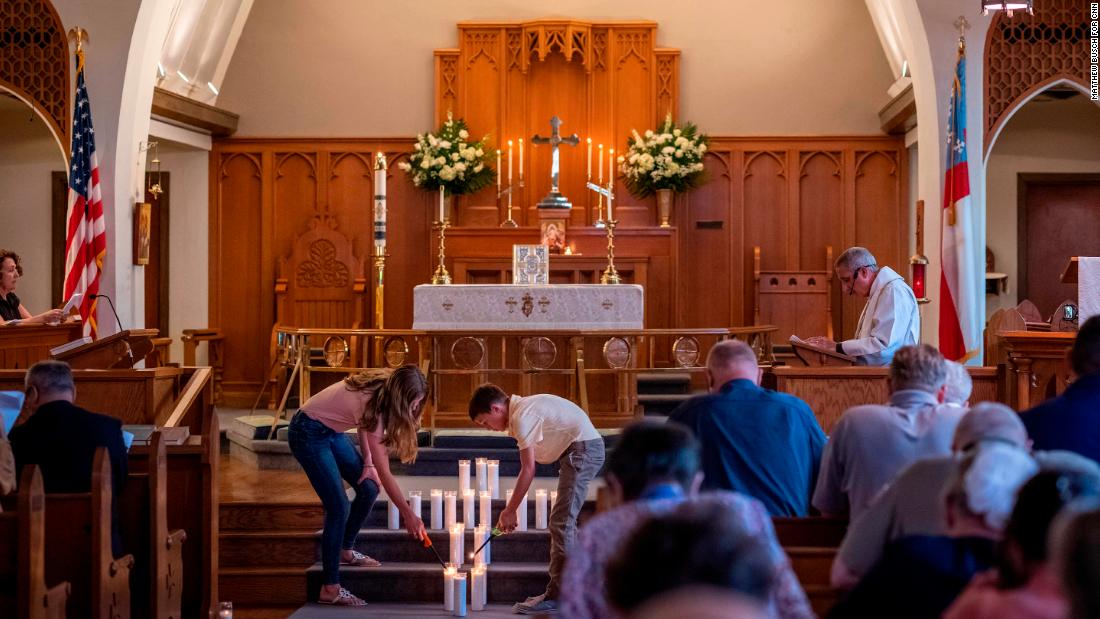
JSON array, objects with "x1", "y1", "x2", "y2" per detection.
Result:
[
  {"x1": 943, "y1": 360, "x2": 973, "y2": 406},
  {"x1": 888, "y1": 344, "x2": 947, "y2": 395},
  {"x1": 943, "y1": 442, "x2": 1038, "y2": 531},
  {"x1": 952, "y1": 402, "x2": 1028, "y2": 452},
  {"x1": 24, "y1": 360, "x2": 75, "y2": 396},
  {"x1": 706, "y1": 339, "x2": 760, "y2": 390},
  {"x1": 834, "y1": 247, "x2": 879, "y2": 273}
]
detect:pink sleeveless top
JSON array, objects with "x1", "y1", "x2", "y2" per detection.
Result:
[{"x1": 301, "y1": 381, "x2": 376, "y2": 433}]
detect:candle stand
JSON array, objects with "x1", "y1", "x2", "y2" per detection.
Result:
[
  {"x1": 431, "y1": 220, "x2": 452, "y2": 285},
  {"x1": 498, "y1": 180, "x2": 522, "y2": 228},
  {"x1": 600, "y1": 219, "x2": 622, "y2": 285}
]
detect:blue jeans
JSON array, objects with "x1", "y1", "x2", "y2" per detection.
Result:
[{"x1": 288, "y1": 412, "x2": 380, "y2": 585}]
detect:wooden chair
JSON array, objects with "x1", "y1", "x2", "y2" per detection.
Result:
[
  {"x1": 0, "y1": 466, "x2": 69, "y2": 619},
  {"x1": 43, "y1": 448, "x2": 134, "y2": 618},
  {"x1": 754, "y1": 246, "x2": 834, "y2": 345},
  {"x1": 119, "y1": 431, "x2": 186, "y2": 619},
  {"x1": 181, "y1": 328, "x2": 225, "y2": 404}
]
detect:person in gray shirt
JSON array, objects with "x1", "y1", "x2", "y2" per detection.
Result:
[{"x1": 831, "y1": 401, "x2": 1100, "y2": 589}]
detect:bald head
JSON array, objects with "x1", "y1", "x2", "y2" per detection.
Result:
[{"x1": 706, "y1": 340, "x2": 760, "y2": 391}]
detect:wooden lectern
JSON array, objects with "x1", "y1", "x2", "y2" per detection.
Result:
[
  {"x1": 52, "y1": 329, "x2": 158, "y2": 369},
  {"x1": 789, "y1": 339, "x2": 856, "y2": 367}
]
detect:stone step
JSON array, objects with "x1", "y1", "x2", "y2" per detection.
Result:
[
  {"x1": 305, "y1": 562, "x2": 549, "y2": 605},
  {"x1": 222, "y1": 529, "x2": 552, "y2": 568}
]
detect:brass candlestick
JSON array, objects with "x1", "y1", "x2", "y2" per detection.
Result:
[
  {"x1": 499, "y1": 179, "x2": 521, "y2": 228},
  {"x1": 431, "y1": 220, "x2": 452, "y2": 285},
  {"x1": 600, "y1": 219, "x2": 621, "y2": 284}
]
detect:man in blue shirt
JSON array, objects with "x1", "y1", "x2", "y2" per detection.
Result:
[
  {"x1": 1023, "y1": 315, "x2": 1100, "y2": 462},
  {"x1": 668, "y1": 340, "x2": 826, "y2": 516}
]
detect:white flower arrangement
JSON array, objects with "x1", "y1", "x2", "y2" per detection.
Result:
[
  {"x1": 618, "y1": 114, "x2": 709, "y2": 198},
  {"x1": 398, "y1": 114, "x2": 495, "y2": 195}
]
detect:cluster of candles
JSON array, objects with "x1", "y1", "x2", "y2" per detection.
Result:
[
  {"x1": 495, "y1": 140, "x2": 525, "y2": 190},
  {"x1": 384, "y1": 458, "x2": 558, "y2": 614}
]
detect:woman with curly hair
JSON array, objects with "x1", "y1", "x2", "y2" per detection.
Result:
[
  {"x1": 0, "y1": 250, "x2": 63, "y2": 325},
  {"x1": 287, "y1": 364, "x2": 428, "y2": 606}
]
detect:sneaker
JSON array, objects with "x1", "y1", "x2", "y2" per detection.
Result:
[{"x1": 514, "y1": 599, "x2": 558, "y2": 615}]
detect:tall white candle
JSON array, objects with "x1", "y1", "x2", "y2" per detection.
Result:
[
  {"x1": 477, "y1": 524, "x2": 491, "y2": 565},
  {"x1": 438, "y1": 186, "x2": 445, "y2": 223},
  {"x1": 586, "y1": 138, "x2": 592, "y2": 180},
  {"x1": 445, "y1": 491, "x2": 457, "y2": 528},
  {"x1": 496, "y1": 149, "x2": 502, "y2": 190},
  {"x1": 518, "y1": 138, "x2": 524, "y2": 181},
  {"x1": 458, "y1": 460, "x2": 471, "y2": 493},
  {"x1": 409, "y1": 490, "x2": 423, "y2": 520},
  {"x1": 507, "y1": 140, "x2": 513, "y2": 182},
  {"x1": 535, "y1": 489, "x2": 548, "y2": 529},
  {"x1": 444, "y1": 564, "x2": 457, "y2": 611},
  {"x1": 374, "y1": 153, "x2": 387, "y2": 254},
  {"x1": 517, "y1": 490, "x2": 528, "y2": 531},
  {"x1": 452, "y1": 572, "x2": 468, "y2": 617},
  {"x1": 488, "y1": 460, "x2": 500, "y2": 499},
  {"x1": 449, "y1": 523, "x2": 465, "y2": 567},
  {"x1": 598, "y1": 144, "x2": 604, "y2": 183},
  {"x1": 479, "y1": 490, "x2": 492, "y2": 528},
  {"x1": 431, "y1": 489, "x2": 444, "y2": 530},
  {"x1": 609, "y1": 148, "x2": 615, "y2": 190},
  {"x1": 388, "y1": 498, "x2": 401, "y2": 530},
  {"x1": 473, "y1": 525, "x2": 486, "y2": 568},
  {"x1": 470, "y1": 565, "x2": 486, "y2": 611},
  {"x1": 475, "y1": 458, "x2": 488, "y2": 493},
  {"x1": 463, "y1": 489, "x2": 476, "y2": 529}
]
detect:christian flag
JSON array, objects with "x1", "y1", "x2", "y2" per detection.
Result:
[
  {"x1": 62, "y1": 49, "x2": 106, "y2": 338},
  {"x1": 939, "y1": 42, "x2": 979, "y2": 362}
]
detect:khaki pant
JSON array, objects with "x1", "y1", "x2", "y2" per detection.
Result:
[{"x1": 546, "y1": 438, "x2": 605, "y2": 599}]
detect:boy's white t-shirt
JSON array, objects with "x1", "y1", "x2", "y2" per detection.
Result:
[{"x1": 507, "y1": 394, "x2": 601, "y2": 464}]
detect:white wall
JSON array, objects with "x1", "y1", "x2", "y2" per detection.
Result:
[
  {"x1": 218, "y1": 0, "x2": 895, "y2": 136},
  {"x1": 985, "y1": 94, "x2": 1100, "y2": 317},
  {"x1": 0, "y1": 96, "x2": 65, "y2": 313}
]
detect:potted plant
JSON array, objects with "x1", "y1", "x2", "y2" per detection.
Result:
[{"x1": 618, "y1": 114, "x2": 709, "y2": 227}]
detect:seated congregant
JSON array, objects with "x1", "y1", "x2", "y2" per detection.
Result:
[
  {"x1": 1054, "y1": 504, "x2": 1100, "y2": 619},
  {"x1": 828, "y1": 443, "x2": 1039, "y2": 619},
  {"x1": 560, "y1": 420, "x2": 813, "y2": 619},
  {"x1": 668, "y1": 339, "x2": 825, "y2": 516},
  {"x1": 1022, "y1": 315, "x2": 1100, "y2": 463},
  {"x1": 0, "y1": 250, "x2": 64, "y2": 325},
  {"x1": 944, "y1": 470, "x2": 1099, "y2": 619},
  {"x1": 803, "y1": 246, "x2": 919, "y2": 366},
  {"x1": 942, "y1": 360, "x2": 973, "y2": 409},
  {"x1": 812, "y1": 344, "x2": 965, "y2": 520},
  {"x1": 832, "y1": 402, "x2": 1100, "y2": 589},
  {"x1": 9, "y1": 360, "x2": 127, "y2": 555}
]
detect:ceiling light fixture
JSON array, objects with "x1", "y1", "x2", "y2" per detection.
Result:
[{"x1": 980, "y1": 0, "x2": 1033, "y2": 17}]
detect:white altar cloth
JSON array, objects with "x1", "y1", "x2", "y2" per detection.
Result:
[{"x1": 412, "y1": 284, "x2": 644, "y2": 331}]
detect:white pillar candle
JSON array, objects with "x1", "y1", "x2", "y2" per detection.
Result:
[
  {"x1": 586, "y1": 137, "x2": 592, "y2": 180},
  {"x1": 479, "y1": 491, "x2": 492, "y2": 528},
  {"x1": 507, "y1": 140, "x2": 513, "y2": 183},
  {"x1": 449, "y1": 523, "x2": 465, "y2": 567},
  {"x1": 488, "y1": 460, "x2": 500, "y2": 499},
  {"x1": 409, "y1": 490, "x2": 423, "y2": 520},
  {"x1": 444, "y1": 564, "x2": 457, "y2": 611},
  {"x1": 438, "y1": 186, "x2": 445, "y2": 223},
  {"x1": 535, "y1": 489, "x2": 548, "y2": 530},
  {"x1": 473, "y1": 525, "x2": 485, "y2": 568},
  {"x1": 431, "y1": 489, "x2": 444, "y2": 530},
  {"x1": 517, "y1": 490, "x2": 528, "y2": 531},
  {"x1": 479, "y1": 524, "x2": 491, "y2": 565},
  {"x1": 475, "y1": 458, "x2": 488, "y2": 493},
  {"x1": 452, "y1": 572, "x2": 468, "y2": 617},
  {"x1": 388, "y1": 498, "x2": 401, "y2": 530},
  {"x1": 598, "y1": 144, "x2": 604, "y2": 183},
  {"x1": 463, "y1": 489, "x2": 476, "y2": 529},
  {"x1": 373, "y1": 153, "x2": 386, "y2": 254},
  {"x1": 445, "y1": 491, "x2": 457, "y2": 528},
  {"x1": 458, "y1": 460, "x2": 471, "y2": 493},
  {"x1": 550, "y1": 490, "x2": 558, "y2": 509},
  {"x1": 470, "y1": 565, "x2": 486, "y2": 611},
  {"x1": 609, "y1": 148, "x2": 616, "y2": 191},
  {"x1": 518, "y1": 138, "x2": 524, "y2": 181}
]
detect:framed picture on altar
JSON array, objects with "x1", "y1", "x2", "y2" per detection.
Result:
[
  {"x1": 512, "y1": 244, "x2": 549, "y2": 285},
  {"x1": 540, "y1": 219, "x2": 566, "y2": 255}
]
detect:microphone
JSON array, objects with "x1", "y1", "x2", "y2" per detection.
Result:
[{"x1": 90, "y1": 294, "x2": 125, "y2": 335}]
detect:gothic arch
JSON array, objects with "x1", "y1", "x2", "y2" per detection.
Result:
[{"x1": 0, "y1": 0, "x2": 69, "y2": 159}]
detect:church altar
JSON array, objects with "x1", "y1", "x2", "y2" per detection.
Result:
[{"x1": 412, "y1": 284, "x2": 644, "y2": 330}]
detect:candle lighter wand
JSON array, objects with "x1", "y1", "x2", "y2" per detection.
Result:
[
  {"x1": 471, "y1": 528, "x2": 504, "y2": 559},
  {"x1": 422, "y1": 535, "x2": 447, "y2": 569}
]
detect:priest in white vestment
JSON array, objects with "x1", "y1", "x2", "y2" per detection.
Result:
[{"x1": 807, "y1": 247, "x2": 920, "y2": 366}]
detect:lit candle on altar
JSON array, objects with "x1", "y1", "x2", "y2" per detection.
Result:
[
  {"x1": 518, "y1": 138, "x2": 524, "y2": 181},
  {"x1": 586, "y1": 138, "x2": 592, "y2": 180},
  {"x1": 475, "y1": 458, "x2": 488, "y2": 493},
  {"x1": 598, "y1": 144, "x2": 604, "y2": 183},
  {"x1": 507, "y1": 140, "x2": 513, "y2": 183},
  {"x1": 409, "y1": 490, "x2": 423, "y2": 520},
  {"x1": 449, "y1": 523, "x2": 465, "y2": 566},
  {"x1": 496, "y1": 149, "x2": 502, "y2": 190},
  {"x1": 463, "y1": 489, "x2": 476, "y2": 529},
  {"x1": 431, "y1": 489, "x2": 444, "y2": 530},
  {"x1": 535, "y1": 489, "x2": 548, "y2": 529},
  {"x1": 479, "y1": 490, "x2": 492, "y2": 527},
  {"x1": 470, "y1": 565, "x2": 486, "y2": 611},
  {"x1": 444, "y1": 564, "x2": 458, "y2": 611},
  {"x1": 445, "y1": 490, "x2": 457, "y2": 528},
  {"x1": 438, "y1": 186, "x2": 445, "y2": 223},
  {"x1": 374, "y1": 153, "x2": 387, "y2": 254},
  {"x1": 388, "y1": 498, "x2": 401, "y2": 530},
  {"x1": 458, "y1": 459, "x2": 470, "y2": 493},
  {"x1": 488, "y1": 460, "x2": 500, "y2": 499},
  {"x1": 452, "y1": 572, "x2": 468, "y2": 616}
]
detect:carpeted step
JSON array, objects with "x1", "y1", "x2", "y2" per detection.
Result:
[
  {"x1": 637, "y1": 393, "x2": 696, "y2": 416},
  {"x1": 636, "y1": 372, "x2": 694, "y2": 395},
  {"x1": 305, "y1": 562, "x2": 549, "y2": 604}
]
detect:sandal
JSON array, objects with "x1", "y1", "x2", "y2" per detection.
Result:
[
  {"x1": 341, "y1": 550, "x2": 382, "y2": 567},
  {"x1": 318, "y1": 587, "x2": 367, "y2": 606}
]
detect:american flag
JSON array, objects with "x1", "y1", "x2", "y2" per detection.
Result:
[
  {"x1": 939, "y1": 40, "x2": 979, "y2": 362},
  {"x1": 62, "y1": 50, "x2": 106, "y2": 338}
]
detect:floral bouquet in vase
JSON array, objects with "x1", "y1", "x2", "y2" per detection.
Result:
[
  {"x1": 618, "y1": 114, "x2": 708, "y2": 227},
  {"x1": 399, "y1": 114, "x2": 496, "y2": 220}
]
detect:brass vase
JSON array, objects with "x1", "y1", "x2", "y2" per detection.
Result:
[{"x1": 656, "y1": 188, "x2": 673, "y2": 228}]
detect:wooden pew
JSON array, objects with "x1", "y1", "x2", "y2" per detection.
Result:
[
  {"x1": 0, "y1": 466, "x2": 69, "y2": 619},
  {"x1": 119, "y1": 432, "x2": 187, "y2": 618},
  {"x1": 773, "y1": 517, "x2": 847, "y2": 617},
  {"x1": 42, "y1": 448, "x2": 134, "y2": 618}
]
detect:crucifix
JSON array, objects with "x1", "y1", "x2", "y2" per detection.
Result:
[{"x1": 532, "y1": 115, "x2": 580, "y2": 209}]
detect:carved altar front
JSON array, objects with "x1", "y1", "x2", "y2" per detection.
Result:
[{"x1": 413, "y1": 284, "x2": 644, "y2": 331}]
